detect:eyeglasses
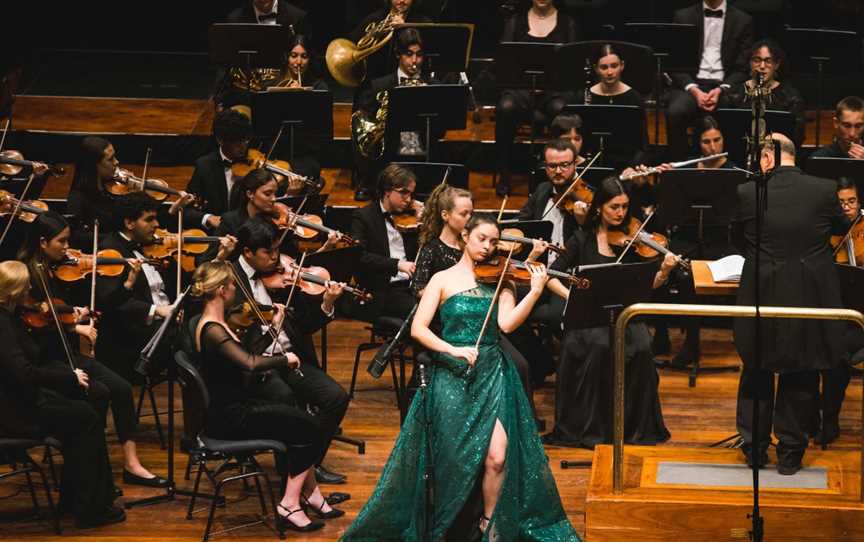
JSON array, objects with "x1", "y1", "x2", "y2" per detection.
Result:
[
  {"x1": 544, "y1": 160, "x2": 575, "y2": 171},
  {"x1": 750, "y1": 57, "x2": 775, "y2": 66},
  {"x1": 840, "y1": 198, "x2": 859, "y2": 208}
]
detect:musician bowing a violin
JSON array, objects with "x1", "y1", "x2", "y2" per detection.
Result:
[
  {"x1": 541, "y1": 176, "x2": 676, "y2": 448},
  {"x1": 231, "y1": 216, "x2": 350, "y2": 485}
]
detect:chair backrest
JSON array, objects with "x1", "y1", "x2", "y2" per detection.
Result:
[{"x1": 175, "y1": 350, "x2": 209, "y2": 443}]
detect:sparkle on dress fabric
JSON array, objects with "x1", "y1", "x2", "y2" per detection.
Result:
[{"x1": 341, "y1": 285, "x2": 580, "y2": 541}]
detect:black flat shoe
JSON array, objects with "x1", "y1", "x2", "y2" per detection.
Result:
[
  {"x1": 276, "y1": 504, "x2": 324, "y2": 533},
  {"x1": 112, "y1": 486, "x2": 123, "y2": 500},
  {"x1": 122, "y1": 469, "x2": 170, "y2": 489},
  {"x1": 75, "y1": 505, "x2": 127, "y2": 529},
  {"x1": 315, "y1": 464, "x2": 347, "y2": 485},
  {"x1": 302, "y1": 493, "x2": 345, "y2": 519},
  {"x1": 326, "y1": 492, "x2": 351, "y2": 505},
  {"x1": 777, "y1": 461, "x2": 802, "y2": 476},
  {"x1": 742, "y1": 449, "x2": 769, "y2": 469}
]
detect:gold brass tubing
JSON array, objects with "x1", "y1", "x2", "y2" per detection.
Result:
[{"x1": 611, "y1": 303, "x2": 864, "y2": 497}]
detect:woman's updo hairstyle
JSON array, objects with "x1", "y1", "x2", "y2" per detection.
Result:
[{"x1": 191, "y1": 261, "x2": 233, "y2": 300}]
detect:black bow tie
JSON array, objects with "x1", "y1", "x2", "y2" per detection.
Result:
[
  {"x1": 704, "y1": 8, "x2": 723, "y2": 18},
  {"x1": 258, "y1": 12, "x2": 277, "y2": 22}
]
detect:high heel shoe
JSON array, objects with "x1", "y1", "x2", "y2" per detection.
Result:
[
  {"x1": 302, "y1": 493, "x2": 345, "y2": 519},
  {"x1": 276, "y1": 503, "x2": 324, "y2": 532}
]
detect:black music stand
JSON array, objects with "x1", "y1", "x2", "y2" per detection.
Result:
[
  {"x1": 387, "y1": 84, "x2": 469, "y2": 163},
  {"x1": 623, "y1": 23, "x2": 700, "y2": 147},
  {"x1": 391, "y1": 162, "x2": 469, "y2": 197},
  {"x1": 208, "y1": 24, "x2": 290, "y2": 93},
  {"x1": 393, "y1": 23, "x2": 474, "y2": 74},
  {"x1": 556, "y1": 41, "x2": 655, "y2": 97},
  {"x1": 251, "y1": 90, "x2": 333, "y2": 164},
  {"x1": 806, "y1": 157, "x2": 864, "y2": 188},
  {"x1": 783, "y1": 28, "x2": 863, "y2": 148},
  {"x1": 559, "y1": 261, "x2": 657, "y2": 469},
  {"x1": 561, "y1": 105, "x2": 645, "y2": 167},
  {"x1": 714, "y1": 109, "x2": 795, "y2": 167}
]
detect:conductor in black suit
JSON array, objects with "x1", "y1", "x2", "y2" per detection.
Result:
[
  {"x1": 185, "y1": 109, "x2": 253, "y2": 231},
  {"x1": 666, "y1": 1, "x2": 753, "y2": 160},
  {"x1": 732, "y1": 133, "x2": 846, "y2": 474},
  {"x1": 349, "y1": 164, "x2": 422, "y2": 321},
  {"x1": 227, "y1": 0, "x2": 307, "y2": 32}
]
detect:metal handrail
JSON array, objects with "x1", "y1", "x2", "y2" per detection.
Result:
[{"x1": 612, "y1": 303, "x2": 864, "y2": 499}]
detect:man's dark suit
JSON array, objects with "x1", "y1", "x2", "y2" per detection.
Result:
[
  {"x1": 349, "y1": 201, "x2": 418, "y2": 320},
  {"x1": 731, "y1": 165, "x2": 846, "y2": 465},
  {"x1": 665, "y1": 3, "x2": 754, "y2": 159},
  {"x1": 516, "y1": 181, "x2": 579, "y2": 243},
  {"x1": 227, "y1": 0, "x2": 306, "y2": 32},
  {"x1": 185, "y1": 150, "x2": 233, "y2": 229}
]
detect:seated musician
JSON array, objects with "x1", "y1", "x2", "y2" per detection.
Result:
[
  {"x1": 838, "y1": 177, "x2": 862, "y2": 224},
  {"x1": 18, "y1": 211, "x2": 168, "y2": 490},
  {"x1": 227, "y1": 0, "x2": 306, "y2": 30},
  {"x1": 0, "y1": 260, "x2": 124, "y2": 528},
  {"x1": 232, "y1": 216, "x2": 350, "y2": 484},
  {"x1": 548, "y1": 113, "x2": 588, "y2": 167},
  {"x1": 191, "y1": 261, "x2": 341, "y2": 533},
  {"x1": 812, "y1": 96, "x2": 864, "y2": 160},
  {"x1": 350, "y1": 164, "x2": 422, "y2": 321},
  {"x1": 352, "y1": 27, "x2": 432, "y2": 201},
  {"x1": 66, "y1": 137, "x2": 122, "y2": 248},
  {"x1": 542, "y1": 176, "x2": 677, "y2": 448},
  {"x1": 666, "y1": 0, "x2": 753, "y2": 160},
  {"x1": 495, "y1": 0, "x2": 582, "y2": 196},
  {"x1": 185, "y1": 110, "x2": 252, "y2": 231},
  {"x1": 726, "y1": 39, "x2": 806, "y2": 147}
]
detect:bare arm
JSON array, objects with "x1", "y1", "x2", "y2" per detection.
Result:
[
  {"x1": 497, "y1": 265, "x2": 548, "y2": 333},
  {"x1": 411, "y1": 274, "x2": 478, "y2": 365},
  {"x1": 546, "y1": 277, "x2": 570, "y2": 300}
]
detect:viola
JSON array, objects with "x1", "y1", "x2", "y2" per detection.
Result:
[
  {"x1": 227, "y1": 301, "x2": 275, "y2": 336},
  {"x1": 498, "y1": 228, "x2": 566, "y2": 255},
  {"x1": 262, "y1": 254, "x2": 372, "y2": 302},
  {"x1": 232, "y1": 149, "x2": 319, "y2": 195},
  {"x1": 20, "y1": 296, "x2": 82, "y2": 329},
  {"x1": 0, "y1": 150, "x2": 65, "y2": 177},
  {"x1": 831, "y1": 217, "x2": 864, "y2": 265},
  {"x1": 143, "y1": 228, "x2": 222, "y2": 271},
  {"x1": 107, "y1": 168, "x2": 201, "y2": 206},
  {"x1": 0, "y1": 189, "x2": 49, "y2": 222},
  {"x1": 389, "y1": 211, "x2": 420, "y2": 232},
  {"x1": 271, "y1": 202, "x2": 358, "y2": 245},
  {"x1": 55, "y1": 248, "x2": 160, "y2": 282},
  {"x1": 606, "y1": 217, "x2": 690, "y2": 270}
]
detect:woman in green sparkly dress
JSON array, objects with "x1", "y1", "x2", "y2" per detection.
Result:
[{"x1": 341, "y1": 214, "x2": 579, "y2": 541}]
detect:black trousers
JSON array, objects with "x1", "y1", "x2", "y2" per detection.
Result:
[
  {"x1": 36, "y1": 394, "x2": 114, "y2": 520},
  {"x1": 495, "y1": 89, "x2": 572, "y2": 175},
  {"x1": 349, "y1": 282, "x2": 416, "y2": 323},
  {"x1": 665, "y1": 81, "x2": 730, "y2": 160},
  {"x1": 736, "y1": 368, "x2": 818, "y2": 464},
  {"x1": 78, "y1": 357, "x2": 137, "y2": 444}
]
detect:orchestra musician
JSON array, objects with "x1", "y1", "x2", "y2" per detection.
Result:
[
  {"x1": 0, "y1": 260, "x2": 124, "y2": 529},
  {"x1": 812, "y1": 96, "x2": 864, "y2": 160},
  {"x1": 227, "y1": 0, "x2": 307, "y2": 31},
  {"x1": 542, "y1": 176, "x2": 674, "y2": 448},
  {"x1": 66, "y1": 137, "x2": 123, "y2": 248},
  {"x1": 495, "y1": 0, "x2": 581, "y2": 196},
  {"x1": 548, "y1": 114, "x2": 588, "y2": 167},
  {"x1": 231, "y1": 217, "x2": 350, "y2": 485},
  {"x1": 18, "y1": 211, "x2": 168, "y2": 490},
  {"x1": 731, "y1": 133, "x2": 846, "y2": 474},
  {"x1": 666, "y1": 0, "x2": 754, "y2": 160},
  {"x1": 837, "y1": 177, "x2": 862, "y2": 224},
  {"x1": 191, "y1": 260, "x2": 340, "y2": 533}
]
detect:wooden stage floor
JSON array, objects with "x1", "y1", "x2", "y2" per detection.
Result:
[{"x1": 1, "y1": 324, "x2": 861, "y2": 541}]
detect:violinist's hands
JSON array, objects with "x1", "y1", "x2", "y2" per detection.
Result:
[
  {"x1": 411, "y1": 199, "x2": 424, "y2": 218},
  {"x1": 527, "y1": 239, "x2": 550, "y2": 262},
  {"x1": 285, "y1": 352, "x2": 301, "y2": 371},
  {"x1": 168, "y1": 191, "x2": 196, "y2": 215},
  {"x1": 448, "y1": 345, "x2": 479, "y2": 367},
  {"x1": 322, "y1": 281, "x2": 344, "y2": 311},
  {"x1": 73, "y1": 369, "x2": 89, "y2": 390},
  {"x1": 75, "y1": 323, "x2": 98, "y2": 344},
  {"x1": 33, "y1": 162, "x2": 50, "y2": 176},
  {"x1": 398, "y1": 260, "x2": 416, "y2": 277},
  {"x1": 124, "y1": 259, "x2": 143, "y2": 290},
  {"x1": 206, "y1": 215, "x2": 222, "y2": 229},
  {"x1": 319, "y1": 230, "x2": 341, "y2": 252},
  {"x1": 271, "y1": 303, "x2": 286, "y2": 331},
  {"x1": 72, "y1": 306, "x2": 91, "y2": 324},
  {"x1": 849, "y1": 142, "x2": 864, "y2": 160},
  {"x1": 659, "y1": 252, "x2": 679, "y2": 279},
  {"x1": 215, "y1": 235, "x2": 237, "y2": 262},
  {"x1": 527, "y1": 261, "x2": 549, "y2": 294},
  {"x1": 569, "y1": 200, "x2": 589, "y2": 223},
  {"x1": 154, "y1": 304, "x2": 174, "y2": 320}
]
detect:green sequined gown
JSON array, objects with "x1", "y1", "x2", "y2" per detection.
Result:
[{"x1": 341, "y1": 285, "x2": 579, "y2": 541}]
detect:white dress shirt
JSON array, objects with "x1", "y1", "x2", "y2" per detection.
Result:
[
  {"x1": 381, "y1": 201, "x2": 409, "y2": 282},
  {"x1": 696, "y1": 1, "x2": 726, "y2": 82},
  {"x1": 238, "y1": 255, "x2": 293, "y2": 355},
  {"x1": 120, "y1": 232, "x2": 171, "y2": 324},
  {"x1": 542, "y1": 197, "x2": 565, "y2": 266},
  {"x1": 254, "y1": 1, "x2": 278, "y2": 25}
]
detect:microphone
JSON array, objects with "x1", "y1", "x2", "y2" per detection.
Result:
[{"x1": 366, "y1": 304, "x2": 418, "y2": 379}]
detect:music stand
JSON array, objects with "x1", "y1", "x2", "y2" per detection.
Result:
[
  {"x1": 714, "y1": 109, "x2": 795, "y2": 167},
  {"x1": 559, "y1": 260, "x2": 658, "y2": 468},
  {"x1": 556, "y1": 41, "x2": 655, "y2": 97},
  {"x1": 208, "y1": 24, "x2": 290, "y2": 92},
  {"x1": 806, "y1": 157, "x2": 864, "y2": 189},
  {"x1": 623, "y1": 23, "x2": 700, "y2": 147},
  {"x1": 562, "y1": 104, "x2": 645, "y2": 167},
  {"x1": 782, "y1": 27, "x2": 863, "y2": 147},
  {"x1": 387, "y1": 85, "x2": 469, "y2": 163},
  {"x1": 251, "y1": 90, "x2": 333, "y2": 164},
  {"x1": 392, "y1": 162, "x2": 469, "y2": 197},
  {"x1": 393, "y1": 23, "x2": 475, "y2": 74}
]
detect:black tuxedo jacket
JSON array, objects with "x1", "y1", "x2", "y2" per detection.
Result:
[
  {"x1": 350, "y1": 202, "x2": 419, "y2": 292},
  {"x1": 517, "y1": 181, "x2": 579, "y2": 242},
  {"x1": 227, "y1": 0, "x2": 306, "y2": 33},
  {"x1": 671, "y1": 3, "x2": 753, "y2": 89},
  {"x1": 186, "y1": 150, "x2": 232, "y2": 228}
]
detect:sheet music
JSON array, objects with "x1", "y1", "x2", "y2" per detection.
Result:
[{"x1": 707, "y1": 255, "x2": 745, "y2": 283}]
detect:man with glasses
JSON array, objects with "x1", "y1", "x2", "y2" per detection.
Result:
[
  {"x1": 350, "y1": 164, "x2": 422, "y2": 321},
  {"x1": 185, "y1": 109, "x2": 252, "y2": 231}
]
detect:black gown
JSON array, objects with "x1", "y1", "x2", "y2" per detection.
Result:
[{"x1": 544, "y1": 230, "x2": 670, "y2": 448}]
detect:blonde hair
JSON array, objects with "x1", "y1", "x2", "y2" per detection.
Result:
[
  {"x1": 418, "y1": 184, "x2": 473, "y2": 246},
  {"x1": 191, "y1": 261, "x2": 233, "y2": 300},
  {"x1": 0, "y1": 261, "x2": 30, "y2": 306}
]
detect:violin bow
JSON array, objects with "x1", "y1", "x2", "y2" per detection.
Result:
[
  {"x1": 142, "y1": 147, "x2": 152, "y2": 183},
  {"x1": 0, "y1": 118, "x2": 9, "y2": 153},
  {"x1": 474, "y1": 244, "x2": 517, "y2": 352},
  {"x1": 80, "y1": 220, "x2": 99, "y2": 358},
  {"x1": 0, "y1": 160, "x2": 39, "y2": 250},
  {"x1": 833, "y1": 213, "x2": 863, "y2": 256},
  {"x1": 285, "y1": 251, "x2": 308, "y2": 308},
  {"x1": 542, "y1": 151, "x2": 602, "y2": 220},
  {"x1": 496, "y1": 196, "x2": 508, "y2": 221},
  {"x1": 34, "y1": 263, "x2": 83, "y2": 385}
]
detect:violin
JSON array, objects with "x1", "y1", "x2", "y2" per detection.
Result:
[
  {"x1": 55, "y1": 248, "x2": 159, "y2": 282},
  {"x1": 474, "y1": 257, "x2": 576, "y2": 285},
  {"x1": 262, "y1": 254, "x2": 372, "y2": 302},
  {"x1": 831, "y1": 217, "x2": 864, "y2": 265},
  {"x1": 227, "y1": 301, "x2": 275, "y2": 336},
  {"x1": 606, "y1": 217, "x2": 690, "y2": 270},
  {"x1": 107, "y1": 168, "x2": 200, "y2": 206},
  {"x1": 390, "y1": 211, "x2": 421, "y2": 232},
  {"x1": 0, "y1": 189, "x2": 48, "y2": 222},
  {"x1": 20, "y1": 296, "x2": 82, "y2": 329},
  {"x1": 142, "y1": 228, "x2": 223, "y2": 271},
  {"x1": 498, "y1": 228, "x2": 566, "y2": 255},
  {"x1": 271, "y1": 202, "x2": 358, "y2": 245},
  {"x1": 232, "y1": 149, "x2": 318, "y2": 195},
  {"x1": 0, "y1": 150, "x2": 65, "y2": 177}
]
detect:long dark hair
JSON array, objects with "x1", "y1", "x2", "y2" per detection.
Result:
[
  {"x1": 229, "y1": 168, "x2": 276, "y2": 211},
  {"x1": 287, "y1": 34, "x2": 320, "y2": 81},
  {"x1": 585, "y1": 176, "x2": 631, "y2": 233},
  {"x1": 18, "y1": 211, "x2": 70, "y2": 287},
  {"x1": 70, "y1": 136, "x2": 111, "y2": 194},
  {"x1": 418, "y1": 183, "x2": 473, "y2": 246}
]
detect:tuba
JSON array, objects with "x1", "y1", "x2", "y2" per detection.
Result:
[{"x1": 326, "y1": 12, "x2": 398, "y2": 88}]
